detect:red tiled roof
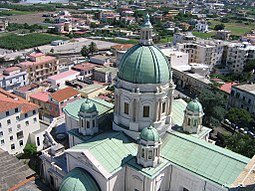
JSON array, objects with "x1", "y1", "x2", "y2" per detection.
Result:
[
  {"x1": 220, "y1": 82, "x2": 239, "y2": 94},
  {"x1": 0, "y1": 88, "x2": 38, "y2": 113},
  {"x1": 30, "y1": 91, "x2": 50, "y2": 102},
  {"x1": 72, "y1": 62, "x2": 98, "y2": 71},
  {"x1": 50, "y1": 87, "x2": 79, "y2": 102},
  {"x1": 29, "y1": 52, "x2": 44, "y2": 58},
  {"x1": 111, "y1": 44, "x2": 134, "y2": 50},
  {"x1": 3, "y1": 67, "x2": 20, "y2": 72}
]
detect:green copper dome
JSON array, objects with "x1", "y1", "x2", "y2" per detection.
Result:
[
  {"x1": 59, "y1": 167, "x2": 100, "y2": 191},
  {"x1": 118, "y1": 44, "x2": 170, "y2": 84},
  {"x1": 80, "y1": 99, "x2": 97, "y2": 113},
  {"x1": 186, "y1": 99, "x2": 203, "y2": 113},
  {"x1": 140, "y1": 126, "x2": 160, "y2": 142}
]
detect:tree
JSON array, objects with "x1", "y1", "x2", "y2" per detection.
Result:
[
  {"x1": 223, "y1": 133, "x2": 255, "y2": 158},
  {"x1": 226, "y1": 108, "x2": 253, "y2": 128},
  {"x1": 0, "y1": 57, "x2": 5, "y2": 65},
  {"x1": 243, "y1": 59, "x2": 255, "y2": 72},
  {"x1": 14, "y1": 56, "x2": 22, "y2": 64},
  {"x1": 23, "y1": 143, "x2": 37, "y2": 156},
  {"x1": 89, "y1": 42, "x2": 98, "y2": 55},
  {"x1": 50, "y1": 48, "x2": 54, "y2": 53},
  {"x1": 81, "y1": 45, "x2": 90, "y2": 58},
  {"x1": 214, "y1": 24, "x2": 225, "y2": 31},
  {"x1": 198, "y1": 89, "x2": 227, "y2": 127}
]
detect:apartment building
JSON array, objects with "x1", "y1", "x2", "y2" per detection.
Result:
[
  {"x1": 177, "y1": 40, "x2": 226, "y2": 68},
  {"x1": 17, "y1": 53, "x2": 59, "y2": 83},
  {"x1": 226, "y1": 43, "x2": 255, "y2": 73},
  {"x1": 0, "y1": 67, "x2": 28, "y2": 92},
  {"x1": 228, "y1": 83, "x2": 255, "y2": 117},
  {"x1": 0, "y1": 88, "x2": 44, "y2": 155}
]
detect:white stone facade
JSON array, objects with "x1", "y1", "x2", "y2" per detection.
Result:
[
  {"x1": 0, "y1": 107, "x2": 43, "y2": 154},
  {"x1": 113, "y1": 78, "x2": 175, "y2": 140}
]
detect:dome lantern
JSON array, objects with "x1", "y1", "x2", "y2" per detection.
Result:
[
  {"x1": 140, "y1": 13, "x2": 153, "y2": 46},
  {"x1": 79, "y1": 99, "x2": 99, "y2": 136},
  {"x1": 137, "y1": 126, "x2": 161, "y2": 168},
  {"x1": 183, "y1": 98, "x2": 204, "y2": 134}
]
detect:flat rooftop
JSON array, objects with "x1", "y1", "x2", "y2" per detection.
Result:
[{"x1": 233, "y1": 84, "x2": 255, "y2": 94}]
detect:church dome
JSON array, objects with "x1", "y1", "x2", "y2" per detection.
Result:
[
  {"x1": 118, "y1": 44, "x2": 170, "y2": 84},
  {"x1": 59, "y1": 167, "x2": 100, "y2": 191},
  {"x1": 186, "y1": 99, "x2": 203, "y2": 114},
  {"x1": 80, "y1": 99, "x2": 97, "y2": 113},
  {"x1": 140, "y1": 126, "x2": 160, "y2": 142}
]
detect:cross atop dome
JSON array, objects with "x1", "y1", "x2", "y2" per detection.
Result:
[{"x1": 140, "y1": 13, "x2": 153, "y2": 46}]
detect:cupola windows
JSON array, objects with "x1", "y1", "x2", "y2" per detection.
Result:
[
  {"x1": 143, "y1": 106, "x2": 150, "y2": 118},
  {"x1": 124, "y1": 102, "x2": 129, "y2": 115}
]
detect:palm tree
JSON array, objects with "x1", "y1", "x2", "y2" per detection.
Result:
[{"x1": 89, "y1": 42, "x2": 98, "y2": 56}]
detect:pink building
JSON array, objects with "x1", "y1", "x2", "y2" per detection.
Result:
[
  {"x1": 30, "y1": 87, "x2": 80, "y2": 117},
  {"x1": 47, "y1": 70, "x2": 80, "y2": 89},
  {"x1": 17, "y1": 53, "x2": 59, "y2": 83}
]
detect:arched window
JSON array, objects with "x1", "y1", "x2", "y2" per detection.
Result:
[
  {"x1": 148, "y1": 150, "x2": 153, "y2": 159},
  {"x1": 187, "y1": 118, "x2": 191, "y2": 126},
  {"x1": 142, "y1": 149, "x2": 145, "y2": 158},
  {"x1": 162, "y1": 102, "x2": 166, "y2": 113},
  {"x1": 87, "y1": 121, "x2": 90, "y2": 128}
]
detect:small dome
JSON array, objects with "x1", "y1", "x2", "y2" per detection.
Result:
[
  {"x1": 59, "y1": 167, "x2": 100, "y2": 191},
  {"x1": 140, "y1": 126, "x2": 160, "y2": 142},
  {"x1": 80, "y1": 99, "x2": 97, "y2": 113},
  {"x1": 186, "y1": 99, "x2": 203, "y2": 113},
  {"x1": 118, "y1": 44, "x2": 170, "y2": 84}
]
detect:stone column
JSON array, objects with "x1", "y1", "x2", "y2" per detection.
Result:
[
  {"x1": 133, "y1": 99, "x2": 136, "y2": 122},
  {"x1": 115, "y1": 95, "x2": 119, "y2": 115},
  {"x1": 158, "y1": 99, "x2": 162, "y2": 121}
]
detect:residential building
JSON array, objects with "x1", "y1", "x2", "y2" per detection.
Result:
[
  {"x1": 177, "y1": 39, "x2": 226, "y2": 68},
  {"x1": 226, "y1": 43, "x2": 255, "y2": 73},
  {"x1": 71, "y1": 62, "x2": 98, "y2": 79},
  {"x1": 30, "y1": 87, "x2": 80, "y2": 117},
  {"x1": 161, "y1": 48, "x2": 189, "y2": 68},
  {"x1": 0, "y1": 88, "x2": 44, "y2": 155},
  {"x1": 90, "y1": 55, "x2": 112, "y2": 66},
  {"x1": 173, "y1": 32, "x2": 196, "y2": 45},
  {"x1": 111, "y1": 44, "x2": 134, "y2": 66},
  {"x1": 17, "y1": 53, "x2": 59, "y2": 83},
  {"x1": 228, "y1": 83, "x2": 255, "y2": 117},
  {"x1": 0, "y1": 67, "x2": 28, "y2": 92},
  {"x1": 194, "y1": 20, "x2": 208, "y2": 32},
  {"x1": 40, "y1": 15, "x2": 255, "y2": 191},
  {"x1": 93, "y1": 67, "x2": 117, "y2": 83},
  {"x1": 13, "y1": 83, "x2": 48, "y2": 101},
  {"x1": 47, "y1": 70, "x2": 80, "y2": 89},
  {"x1": 215, "y1": 30, "x2": 231, "y2": 40},
  {"x1": 173, "y1": 67, "x2": 212, "y2": 95}
]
